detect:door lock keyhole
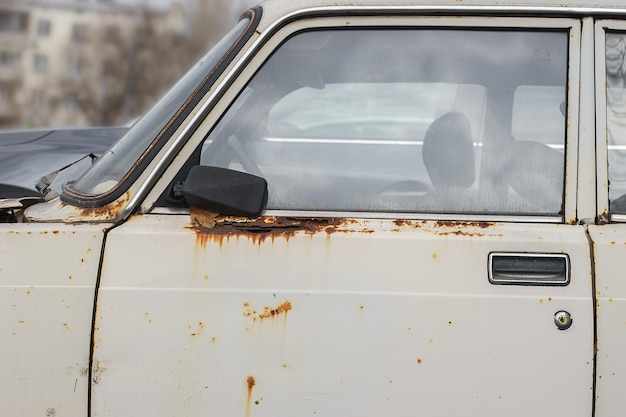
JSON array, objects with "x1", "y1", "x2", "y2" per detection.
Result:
[{"x1": 554, "y1": 310, "x2": 572, "y2": 330}]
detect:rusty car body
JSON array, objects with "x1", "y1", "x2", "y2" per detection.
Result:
[{"x1": 2, "y1": 0, "x2": 626, "y2": 416}]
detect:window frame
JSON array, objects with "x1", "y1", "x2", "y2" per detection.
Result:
[
  {"x1": 144, "y1": 14, "x2": 581, "y2": 223},
  {"x1": 595, "y1": 19, "x2": 626, "y2": 223}
]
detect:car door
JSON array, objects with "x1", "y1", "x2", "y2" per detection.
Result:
[
  {"x1": 588, "y1": 19, "x2": 626, "y2": 417},
  {"x1": 0, "y1": 221, "x2": 108, "y2": 417},
  {"x1": 91, "y1": 13, "x2": 593, "y2": 417}
]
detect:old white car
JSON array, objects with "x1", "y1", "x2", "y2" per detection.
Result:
[{"x1": 3, "y1": 0, "x2": 626, "y2": 415}]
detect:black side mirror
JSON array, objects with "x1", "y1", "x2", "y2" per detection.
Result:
[{"x1": 183, "y1": 165, "x2": 268, "y2": 217}]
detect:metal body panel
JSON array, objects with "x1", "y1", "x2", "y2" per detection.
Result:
[
  {"x1": 91, "y1": 214, "x2": 593, "y2": 416},
  {"x1": 587, "y1": 226, "x2": 626, "y2": 417},
  {"x1": 0, "y1": 222, "x2": 108, "y2": 417},
  {"x1": 2, "y1": 2, "x2": 622, "y2": 416}
]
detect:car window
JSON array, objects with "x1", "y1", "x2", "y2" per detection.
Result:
[
  {"x1": 67, "y1": 17, "x2": 253, "y2": 198},
  {"x1": 200, "y1": 28, "x2": 568, "y2": 215},
  {"x1": 606, "y1": 31, "x2": 626, "y2": 213}
]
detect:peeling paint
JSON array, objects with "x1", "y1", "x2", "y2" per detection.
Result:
[
  {"x1": 189, "y1": 212, "x2": 354, "y2": 247},
  {"x1": 188, "y1": 213, "x2": 499, "y2": 248},
  {"x1": 92, "y1": 360, "x2": 104, "y2": 384},
  {"x1": 243, "y1": 300, "x2": 292, "y2": 322}
]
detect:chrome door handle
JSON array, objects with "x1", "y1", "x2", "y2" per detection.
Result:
[{"x1": 488, "y1": 252, "x2": 570, "y2": 286}]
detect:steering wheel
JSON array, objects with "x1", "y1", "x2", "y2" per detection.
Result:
[{"x1": 202, "y1": 134, "x2": 264, "y2": 178}]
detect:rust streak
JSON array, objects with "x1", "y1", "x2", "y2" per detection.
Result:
[
  {"x1": 246, "y1": 376, "x2": 256, "y2": 417},
  {"x1": 75, "y1": 191, "x2": 130, "y2": 219},
  {"x1": 434, "y1": 221, "x2": 494, "y2": 229},
  {"x1": 258, "y1": 300, "x2": 292, "y2": 320},
  {"x1": 189, "y1": 211, "x2": 356, "y2": 247}
]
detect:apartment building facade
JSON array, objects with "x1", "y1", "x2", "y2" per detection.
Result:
[{"x1": 0, "y1": 0, "x2": 170, "y2": 128}]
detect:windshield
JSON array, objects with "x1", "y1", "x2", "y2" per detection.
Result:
[{"x1": 65, "y1": 17, "x2": 252, "y2": 198}]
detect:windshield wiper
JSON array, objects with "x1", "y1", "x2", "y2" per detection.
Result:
[{"x1": 36, "y1": 153, "x2": 99, "y2": 199}]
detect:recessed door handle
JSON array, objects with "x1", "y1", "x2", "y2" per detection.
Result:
[{"x1": 488, "y1": 252, "x2": 570, "y2": 286}]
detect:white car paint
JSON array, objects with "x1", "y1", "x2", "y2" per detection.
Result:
[{"x1": 2, "y1": 1, "x2": 626, "y2": 416}]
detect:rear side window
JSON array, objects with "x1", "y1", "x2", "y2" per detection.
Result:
[
  {"x1": 606, "y1": 32, "x2": 626, "y2": 213},
  {"x1": 200, "y1": 28, "x2": 568, "y2": 215}
]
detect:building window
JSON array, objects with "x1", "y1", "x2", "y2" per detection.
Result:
[
  {"x1": 0, "y1": 50, "x2": 20, "y2": 65},
  {"x1": 34, "y1": 54, "x2": 48, "y2": 73},
  {"x1": 0, "y1": 13, "x2": 26, "y2": 32},
  {"x1": 37, "y1": 20, "x2": 51, "y2": 37},
  {"x1": 67, "y1": 57, "x2": 82, "y2": 77},
  {"x1": 72, "y1": 23, "x2": 88, "y2": 43},
  {"x1": 66, "y1": 95, "x2": 79, "y2": 113}
]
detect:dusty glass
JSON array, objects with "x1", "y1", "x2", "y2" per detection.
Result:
[{"x1": 201, "y1": 28, "x2": 568, "y2": 215}]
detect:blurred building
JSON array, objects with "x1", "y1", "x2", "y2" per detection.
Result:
[
  {"x1": 0, "y1": 0, "x2": 253, "y2": 128},
  {"x1": 0, "y1": 0, "x2": 178, "y2": 127},
  {"x1": 0, "y1": 3, "x2": 28, "y2": 126}
]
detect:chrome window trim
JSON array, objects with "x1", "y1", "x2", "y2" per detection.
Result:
[
  {"x1": 132, "y1": 8, "x2": 581, "y2": 220},
  {"x1": 150, "y1": 206, "x2": 562, "y2": 223},
  {"x1": 610, "y1": 213, "x2": 626, "y2": 222}
]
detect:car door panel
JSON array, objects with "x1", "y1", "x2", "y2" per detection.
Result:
[
  {"x1": 0, "y1": 223, "x2": 107, "y2": 417},
  {"x1": 91, "y1": 214, "x2": 592, "y2": 416}
]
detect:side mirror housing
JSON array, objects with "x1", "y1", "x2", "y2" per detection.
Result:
[{"x1": 183, "y1": 166, "x2": 268, "y2": 217}]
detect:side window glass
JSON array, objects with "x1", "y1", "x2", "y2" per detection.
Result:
[
  {"x1": 606, "y1": 32, "x2": 626, "y2": 213},
  {"x1": 201, "y1": 28, "x2": 568, "y2": 215}
]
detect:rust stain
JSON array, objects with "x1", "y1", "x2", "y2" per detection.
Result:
[
  {"x1": 539, "y1": 299, "x2": 544, "y2": 304},
  {"x1": 76, "y1": 191, "x2": 130, "y2": 219},
  {"x1": 188, "y1": 210, "x2": 356, "y2": 247},
  {"x1": 417, "y1": 358, "x2": 423, "y2": 364},
  {"x1": 258, "y1": 301, "x2": 292, "y2": 320},
  {"x1": 434, "y1": 220, "x2": 493, "y2": 229},
  {"x1": 385, "y1": 219, "x2": 498, "y2": 236},
  {"x1": 598, "y1": 209, "x2": 609, "y2": 224},
  {"x1": 246, "y1": 376, "x2": 256, "y2": 416},
  {"x1": 189, "y1": 215, "x2": 497, "y2": 247},
  {"x1": 189, "y1": 321, "x2": 204, "y2": 337},
  {"x1": 394, "y1": 219, "x2": 412, "y2": 227},
  {"x1": 244, "y1": 300, "x2": 292, "y2": 322}
]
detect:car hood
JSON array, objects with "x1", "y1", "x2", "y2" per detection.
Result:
[{"x1": 0, "y1": 127, "x2": 128, "y2": 198}]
